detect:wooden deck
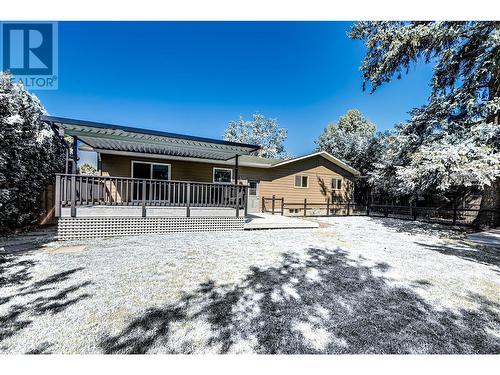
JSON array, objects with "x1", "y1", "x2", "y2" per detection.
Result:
[
  {"x1": 60, "y1": 206, "x2": 237, "y2": 218},
  {"x1": 55, "y1": 174, "x2": 247, "y2": 218}
]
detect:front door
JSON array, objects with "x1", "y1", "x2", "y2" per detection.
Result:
[{"x1": 247, "y1": 180, "x2": 260, "y2": 213}]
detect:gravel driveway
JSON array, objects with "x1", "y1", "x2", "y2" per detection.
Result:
[{"x1": 1, "y1": 217, "x2": 499, "y2": 354}]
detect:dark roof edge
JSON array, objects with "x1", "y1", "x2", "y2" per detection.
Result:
[{"x1": 41, "y1": 115, "x2": 261, "y2": 151}]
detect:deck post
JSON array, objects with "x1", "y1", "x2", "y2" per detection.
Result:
[
  {"x1": 234, "y1": 154, "x2": 239, "y2": 184},
  {"x1": 326, "y1": 197, "x2": 330, "y2": 216},
  {"x1": 70, "y1": 175, "x2": 76, "y2": 217},
  {"x1": 303, "y1": 198, "x2": 307, "y2": 217},
  {"x1": 72, "y1": 136, "x2": 78, "y2": 174},
  {"x1": 141, "y1": 180, "x2": 146, "y2": 217},
  {"x1": 281, "y1": 197, "x2": 284, "y2": 216},
  {"x1": 235, "y1": 186, "x2": 240, "y2": 217},
  {"x1": 186, "y1": 183, "x2": 191, "y2": 217},
  {"x1": 55, "y1": 174, "x2": 61, "y2": 218},
  {"x1": 271, "y1": 195, "x2": 275, "y2": 215}
]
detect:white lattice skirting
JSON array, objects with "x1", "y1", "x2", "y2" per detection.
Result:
[{"x1": 58, "y1": 216, "x2": 245, "y2": 240}]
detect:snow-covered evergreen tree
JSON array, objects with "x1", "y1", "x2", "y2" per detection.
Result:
[
  {"x1": 0, "y1": 72, "x2": 65, "y2": 232},
  {"x1": 79, "y1": 163, "x2": 97, "y2": 176},
  {"x1": 316, "y1": 109, "x2": 385, "y2": 203},
  {"x1": 350, "y1": 22, "x2": 500, "y2": 225},
  {"x1": 224, "y1": 113, "x2": 289, "y2": 159},
  {"x1": 316, "y1": 109, "x2": 380, "y2": 175}
]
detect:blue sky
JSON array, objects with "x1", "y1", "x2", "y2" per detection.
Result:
[{"x1": 36, "y1": 21, "x2": 434, "y2": 164}]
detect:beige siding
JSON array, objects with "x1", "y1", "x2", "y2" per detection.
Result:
[{"x1": 100, "y1": 154, "x2": 355, "y2": 208}]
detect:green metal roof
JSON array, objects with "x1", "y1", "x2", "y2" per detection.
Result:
[{"x1": 42, "y1": 115, "x2": 260, "y2": 161}]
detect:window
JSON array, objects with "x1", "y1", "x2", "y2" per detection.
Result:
[
  {"x1": 248, "y1": 180, "x2": 258, "y2": 196},
  {"x1": 131, "y1": 161, "x2": 171, "y2": 180},
  {"x1": 332, "y1": 178, "x2": 342, "y2": 190},
  {"x1": 131, "y1": 161, "x2": 171, "y2": 201},
  {"x1": 294, "y1": 175, "x2": 309, "y2": 188},
  {"x1": 213, "y1": 168, "x2": 233, "y2": 184}
]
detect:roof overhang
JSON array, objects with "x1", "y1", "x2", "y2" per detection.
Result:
[{"x1": 42, "y1": 115, "x2": 260, "y2": 161}]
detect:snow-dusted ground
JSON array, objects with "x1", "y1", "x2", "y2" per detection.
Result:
[{"x1": 1, "y1": 216, "x2": 499, "y2": 354}]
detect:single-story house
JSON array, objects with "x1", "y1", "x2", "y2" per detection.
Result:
[{"x1": 41, "y1": 116, "x2": 359, "y2": 238}]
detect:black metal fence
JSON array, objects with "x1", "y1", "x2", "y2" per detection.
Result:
[{"x1": 262, "y1": 196, "x2": 498, "y2": 227}]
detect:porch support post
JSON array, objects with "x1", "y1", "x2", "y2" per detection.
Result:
[
  {"x1": 244, "y1": 185, "x2": 248, "y2": 217},
  {"x1": 141, "y1": 180, "x2": 146, "y2": 217},
  {"x1": 234, "y1": 154, "x2": 239, "y2": 183},
  {"x1": 70, "y1": 174, "x2": 76, "y2": 217},
  {"x1": 55, "y1": 174, "x2": 61, "y2": 218},
  {"x1": 235, "y1": 187, "x2": 240, "y2": 218},
  {"x1": 186, "y1": 183, "x2": 191, "y2": 217},
  {"x1": 72, "y1": 136, "x2": 78, "y2": 174},
  {"x1": 234, "y1": 154, "x2": 239, "y2": 218}
]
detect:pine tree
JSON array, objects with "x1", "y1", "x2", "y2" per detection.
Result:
[
  {"x1": 224, "y1": 113, "x2": 289, "y2": 159},
  {"x1": 350, "y1": 22, "x2": 500, "y2": 226},
  {"x1": 316, "y1": 109, "x2": 384, "y2": 204},
  {"x1": 0, "y1": 72, "x2": 65, "y2": 232},
  {"x1": 316, "y1": 109, "x2": 379, "y2": 175}
]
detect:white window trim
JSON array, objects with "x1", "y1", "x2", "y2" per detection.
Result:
[
  {"x1": 212, "y1": 167, "x2": 234, "y2": 184},
  {"x1": 131, "y1": 160, "x2": 172, "y2": 180},
  {"x1": 294, "y1": 175, "x2": 309, "y2": 189},
  {"x1": 332, "y1": 177, "x2": 343, "y2": 191}
]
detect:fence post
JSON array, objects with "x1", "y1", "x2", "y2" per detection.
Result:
[
  {"x1": 141, "y1": 180, "x2": 147, "y2": 217},
  {"x1": 281, "y1": 197, "x2": 284, "y2": 216},
  {"x1": 413, "y1": 206, "x2": 418, "y2": 221},
  {"x1": 271, "y1": 195, "x2": 275, "y2": 215},
  {"x1": 384, "y1": 206, "x2": 388, "y2": 218},
  {"x1": 303, "y1": 198, "x2": 307, "y2": 217},
  {"x1": 262, "y1": 196, "x2": 265, "y2": 213},
  {"x1": 326, "y1": 198, "x2": 330, "y2": 216},
  {"x1": 453, "y1": 205, "x2": 457, "y2": 225},
  {"x1": 347, "y1": 202, "x2": 350, "y2": 216},
  {"x1": 366, "y1": 203, "x2": 370, "y2": 216},
  {"x1": 409, "y1": 205, "x2": 413, "y2": 220},
  {"x1": 70, "y1": 174, "x2": 76, "y2": 217},
  {"x1": 55, "y1": 175, "x2": 61, "y2": 218}
]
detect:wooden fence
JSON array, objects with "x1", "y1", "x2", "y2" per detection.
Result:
[{"x1": 262, "y1": 196, "x2": 499, "y2": 227}]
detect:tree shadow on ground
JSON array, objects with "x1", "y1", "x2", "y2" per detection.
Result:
[
  {"x1": 0, "y1": 265, "x2": 92, "y2": 348},
  {"x1": 100, "y1": 247, "x2": 500, "y2": 354},
  {"x1": 415, "y1": 241, "x2": 500, "y2": 270},
  {"x1": 365, "y1": 217, "x2": 500, "y2": 270},
  {"x1": 0, "y1": 254, "x2": 37, "y2": 293},
  {"x1": 366, "y1": 216, "x2": 470, "y2": 237}
]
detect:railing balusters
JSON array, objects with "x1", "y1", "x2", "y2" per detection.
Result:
[{"x1": 55, "y1": 174, "x2": 249, "y2": 216}]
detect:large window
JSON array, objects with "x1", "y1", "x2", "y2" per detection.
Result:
[
  {"x1": 213, "y1": 168, "x2": 233, "y2": 184},
  {"x1": 131, "y1": 161, "x2": 171, "y2": 180},
  {"x1": 131, "y1": 161, "x2": 171, "y2": 201},
  {"x1": 332, "y1": 178, "x2": 342, "y2": 190},
  {"x1": 294, "y1": 175, "x2": 309, "y2": 188}
]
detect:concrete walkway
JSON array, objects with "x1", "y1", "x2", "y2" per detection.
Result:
[
  {"x1": 244, "y1": 213, "x2": 318, "y2": 230},
  {"x1": 466, "y1": 229, "x2": 500, "y2": 249},
  {"x1": 0, "y1": 226, "x2": 57, "y2": 254}
]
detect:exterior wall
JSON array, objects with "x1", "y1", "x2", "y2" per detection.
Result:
[{"x1": 100, "y1": 154, "x2": 355, "y2": 211}]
